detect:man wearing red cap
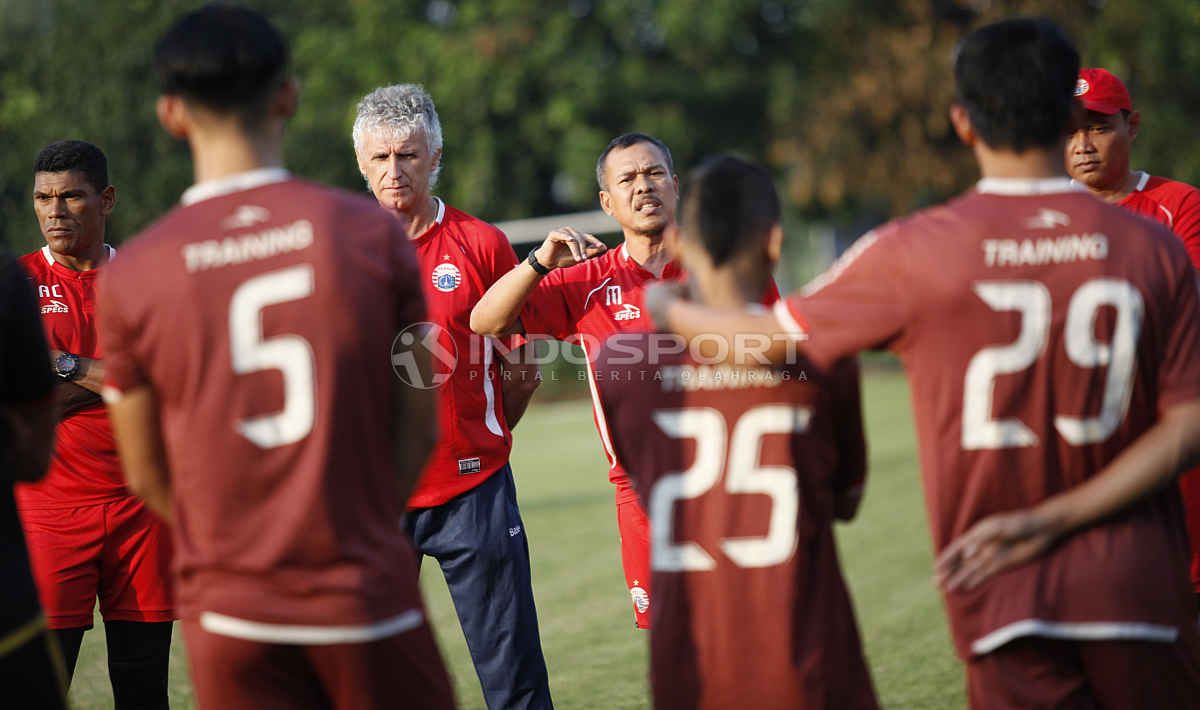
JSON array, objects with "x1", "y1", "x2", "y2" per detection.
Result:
[
  {"x1": 1068, "y1": 66, "x2": 1200, "y2": 608},
  {"x1": 1067, "y1": 68, "x2": 1200, "y2": 261}
]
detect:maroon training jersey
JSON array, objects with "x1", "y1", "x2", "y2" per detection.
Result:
[
  {"x1": 775, "y1": 177, "x2": 1200, "y2": 658},
  {"x1": 99, "y1": 170, "x2": 429, "y2": 632},
  {"x1": 17, "y1": 245, "x2": 126, "y2": 509},
  {"x1": 407, "y1": 199, "x2": 519, "y2": 509},
  {"x1": 521, "y1": 243, "x2": 779, "y2": 504},
  {"x1": 595, "y1": 334, "x2": 877, "y2": 710}
]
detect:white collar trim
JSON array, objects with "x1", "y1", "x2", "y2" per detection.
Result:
[
  {"x1": 181, "y1": 167, "x2": 291, "y2": 206},
  {"x1": 976, "y1": 177, "x2": 1083, "y2": 196},
  {"x1": 42, "y1": 244, "x2": 115, "y2": 265},
  {"x1": 433, "y1": 197, "x2": 446, "y2": 225},
  {"x1": 619, "y1": 242, "x2": 629, "y2": 261},
  {"x1": 1133, "y1": 171, "x2": 1150, "y2": 192}
]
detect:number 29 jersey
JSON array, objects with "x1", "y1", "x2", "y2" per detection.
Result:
[
  {"x1": 99, "y1": 172, "x2": 428, "y2": 629},
  {"x1": 775, "y1": 178, "x2": 1200, "y2": 658},
  {"x1": 595, "y1": 337, "x2": 878, "y2": 710}
]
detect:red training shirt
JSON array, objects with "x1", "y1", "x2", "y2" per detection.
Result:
[
  {"x1": 100, "y1": 170, "x2": 429, "y2": 633},
  {"x1": 775, "y1": 178, "x2": 1200, "y2": 658},
  {"x1": 1115, "y1": 171, "x2": 1200, "y2": 593},
  {"x1": 18, "y1": 245, "x2": 125, "y2": 509},
  {"x1": 1119, "y1": 171, "x2": 1200, "y2": 266},
  {"x1": 595, "y1": 337, "x2": 877, "y2": 710},
  {"x1": 406, "y1": 199, "x2": 520, "y2": 509},
  {"x1": 520, "y1": 242, "x2": 778, "y2": 504}
]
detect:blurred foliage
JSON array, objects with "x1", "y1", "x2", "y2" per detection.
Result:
[{"x1": 1, "y1": 0, "x2": 1198, "y2": 253}]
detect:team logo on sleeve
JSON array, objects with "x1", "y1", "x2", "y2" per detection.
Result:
[
  {"x1": 432, "y1": 263, "x2": 462, "y2": 292},
  {"x1": 1074, "y1": 78, "x2": 1090, "y2": 96}
]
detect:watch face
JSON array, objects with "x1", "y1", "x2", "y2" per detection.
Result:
[{"x1": 55, "y1": 353, "x2": 78, "y2": 378}]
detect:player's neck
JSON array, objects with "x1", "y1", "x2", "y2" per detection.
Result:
[
  {"x1": 1084, "y1": 171, "x2": 1140, "y2": 204},
  {"x1": 188, "y1": 125, "x2": 285, "y2": 187},
  {"x1": 393, "y1": 196, "x2": 440, "y2": 240},
  {"x1": 973, "y1": 144, "x2": 1066, "y2": 182},
  {"x1": 698, "y1": 271, "x2": 759, "y2": 309},
  {"x1": 51, "y1": 241, "x2": 107, "y2": 272},
  {"x1": 623, "y1": 231, "x2": 670, "y2": 277}
]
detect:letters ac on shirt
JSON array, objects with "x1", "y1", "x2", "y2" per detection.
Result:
[
  {"x1": 519, "y1": 243, "x2": 779, "y2": 503},
  {"x1": 775, "y1": 181, "x2": 1200, "y2": 658},
  {"x1": 99, "y1": 175, "x2": 428, "y2": 627},
  {"x1": 17, "y1": 245, "x2": 124, "y2": 508}
]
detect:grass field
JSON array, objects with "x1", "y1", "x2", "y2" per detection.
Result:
[{"x1": 69, "y1": 368, "x2": 965, "y2": 709}]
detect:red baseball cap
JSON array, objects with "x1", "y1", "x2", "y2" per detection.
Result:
[{"x1": 1074, "y1": 68, "x2": 1133, "y2": 114}]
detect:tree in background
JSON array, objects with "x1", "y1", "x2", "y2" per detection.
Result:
[{"x1": 1, "y1": 0, "x2": 1196, "y2": 253}]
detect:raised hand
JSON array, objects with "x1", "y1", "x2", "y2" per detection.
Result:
[{"x1": 533, "y1": 227, "x2": 607, "y2": 270}]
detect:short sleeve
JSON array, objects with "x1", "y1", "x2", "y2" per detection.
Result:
[
  {"x1": 519, "y1": 267, "x2": 576, "y2": 342},
  {"x1": 1158, "y1": 257, "x2": 1200, "y2": 412},
  {"x1": 478, "y1": 226, "x2": 526, "y2": 351},
  {"x1": 390, "y1": 219, "x2": 427, "y2": 329},
  {"x1": 775, "y1": 226, "x2": 911, "y2": 369},
  {"x1": 1170, "y1": 187, "x2": 1200, "y2": 270},
  {"x1": 827, "y1": 357, "x2": 867, "y2": 496},
  {"x1": 97, "y1": 265, "x2": 149, "y2": 397},
  {"x1": 0, "y1": 257, "x2": 55, "y2": 404}
]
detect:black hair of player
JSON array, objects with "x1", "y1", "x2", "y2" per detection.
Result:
[
  {"x1": 33, "y1": 140, "x2": 109, "y2": 193},
  {"x1": 153, "y1": 4, "x2": 289, "y2": 125},
  {"x1": 596, "y1": 133, "x2": 675, "y2": 189},
  {"x1": 953, "y1": 18, "x2": 1079, "y2": 152},
  {"x1": 680, "y1": 155, "x2": 780, "y2": 268}
]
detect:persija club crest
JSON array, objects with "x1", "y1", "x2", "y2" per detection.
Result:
[{"x1": 432, "y1": 262, "x2": 462, "y2": 292}]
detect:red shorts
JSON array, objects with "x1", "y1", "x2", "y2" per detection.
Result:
[
  {"x1": 20, "y1": 497, "x2": 175, "y2": 629},
  {"x1": 966, "y1": 635, "x2": 1200, "y2": 709},
  {"x1": 182, "y1": 618, "x2": 455, "y2": 710},
  {"x1": 616, "y1": 492, "x2": 651, "y2": 630}
]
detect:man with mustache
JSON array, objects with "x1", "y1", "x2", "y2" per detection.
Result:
[
  {"x1": 18, "y1": 140, "x2": 175, "y2": 709},
  {"x1": 1066, "y1": 68, "x2": 1200, "y2": 609},
  {"x1": 472, "y1": 133, "x2": 777, "y2": 630}
]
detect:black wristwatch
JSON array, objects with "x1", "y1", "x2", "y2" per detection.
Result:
[
  {"x1": 54, "y1": 352, "x2": 81, "y2": 382},
  {"x1": 526, "y1": 248, "x2": 552, "y2": 276}
]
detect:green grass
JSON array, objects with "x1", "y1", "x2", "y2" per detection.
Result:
[{"x1": 69, "y1": 369, "x2": 964, "y2": 709}]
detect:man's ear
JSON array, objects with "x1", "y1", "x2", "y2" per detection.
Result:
[
  {"x1": 1126, "y1": 110, "x2": 1141, "y2": 142},
  {"x1": 156, "y1": 95, "x2": 190, "y2": 140},
  {"x1": 949, "y1": 103, "x2": 976, "y2": 147},
  {"x1": 598, "y1": 190, "x2": 613, "y2": 216},
  {"x1": 766, "y1": 223, "x2": 783, "y2": 264},
  {"x1": 100, "y1": 185, "x2": 117, "y2": 217},
  {"x1": 431, "y1": 148, "x2": 443, "y2": 173},
  {"x1": 272, "y1": 77, "x2": 299, "y2": 120}
]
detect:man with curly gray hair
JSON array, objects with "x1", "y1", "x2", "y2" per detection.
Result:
[{"x1": 354, "y1": 83, "x2": 552, "y2": 710}]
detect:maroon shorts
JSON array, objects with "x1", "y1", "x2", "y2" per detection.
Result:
[
  {"x1": 616, "y1": 493, "x2": 651, "y2": 630},
  {"x1": 966, "y1": 635, "x2": 1200, "y2": 709},
  {"x1": 21, "y1": 497, "x2": 175, "y2": 629},
  {"x1": 182, "y1": 618, "x2": 455, "y2": 710}
]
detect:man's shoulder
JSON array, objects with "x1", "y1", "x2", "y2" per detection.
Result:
[
  {"x1": 441, "y1": 203, "x2": 509, "y2": 247},
  {"x1": 16, "y1": 248, "x2": 44, "y2": 274},
  {"x1": 1144, "y1": 174, "x2": 1200, "y2": 207}
]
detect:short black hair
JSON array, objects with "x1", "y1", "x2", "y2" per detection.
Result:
[
  {"x1": 680, "y1": 155, "x2": 780, "y2": 268},
  {"x1": 33, "y1": 140, "x2": 109, "y2": 193},
  {"x1": 153, "y1": 4, "x2": 289, "y2": 122},
  {"x1": 954, "y1": 18, "x2": 1079, "y2": 152},
  {"x1": 596, "y1": 132, "x2": 675, "y2": 189}
]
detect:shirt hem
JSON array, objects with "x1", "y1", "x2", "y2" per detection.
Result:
[{"x1": 970, "y1": 618, "x2": 1179, "y2": 656}]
